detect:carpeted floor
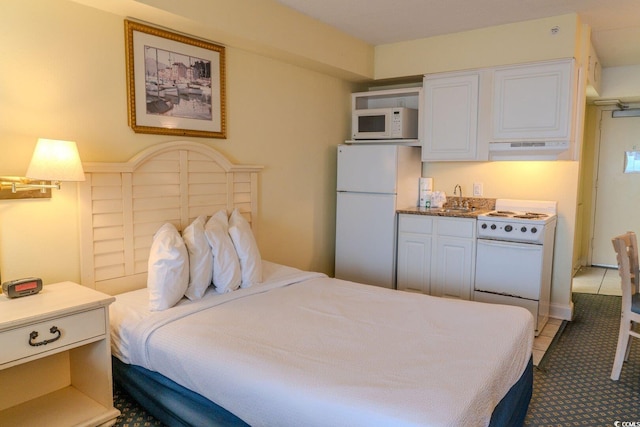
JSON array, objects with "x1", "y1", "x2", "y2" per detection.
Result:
[
  {"x1": 113, "y1": 384, "x2": 163, "y2": 427},
  {"x1": 113, "y1": 293, "x2": 640, "y2": 426},
  {"x1": 525, "y1": 293, "x2": 640, "y2": 426}
]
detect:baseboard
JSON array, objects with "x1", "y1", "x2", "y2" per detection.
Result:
[
  {"x1": 572, "y1": 259, "x2": 583, "y2": 276},
  {"x1": 550, "y1": 300, "x2": 574, "y2": 321}
]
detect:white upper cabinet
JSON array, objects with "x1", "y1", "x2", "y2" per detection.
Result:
[
  {"x1": 492, "y1": 59, "x2": 574, "y2": 141},
  {"x1": 421, "y1": 69, "x2": 493, "y2": 162},
  {"x1": 422, "y1": 72, "x2": 479, "y2": 161}
]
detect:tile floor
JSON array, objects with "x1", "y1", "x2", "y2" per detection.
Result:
[
  {"x1": 533, "y1": 317, "x2": 563, "y2": 365},
  {"x1": 531, "y1": 266, "x2": 619, "y2": 366},
  {"x1": 571, "y1": 266, "x2": 621, "y2": 296}
]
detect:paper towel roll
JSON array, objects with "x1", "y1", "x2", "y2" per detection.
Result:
[
  {"x1": 419, "y1": 177, "x2": 433, "y2": 192},
  {"x1": 418, "y1": 178, "x2": 433, "y2": 207}
]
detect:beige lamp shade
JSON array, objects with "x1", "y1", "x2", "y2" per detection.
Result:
[{"x1": 26, "y1": 138, "x2": 85, "y2": 182}]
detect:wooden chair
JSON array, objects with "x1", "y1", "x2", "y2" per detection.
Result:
[{"x1": 611, "y1": 231, "x2": 640, "y2": 380}]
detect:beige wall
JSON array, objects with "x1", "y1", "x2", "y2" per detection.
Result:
[
  {"x1": 374, "y1": 14, "x2": 586, "y2": 319},
  {"x1": 73, "y1": 0, "x2": 375, "y2": 81},
  {"x1": 575, "y1": 105, "x2": 599, "y2": 269},
  {"x1": 600, "y1": 65, "x2": 640, "y2": 101},
  {"x1": 0, "y1": 0, "x2": 359, "y2": 284},
  {"x1": 0, "y1": 0, "x2": 593, "y2": 320},
  {"x1": 375, "y1": 14, "x2": 579, "y2": 79},
  {"x1": 423, "y1": 161, "x2": 578, "y2": 318}
]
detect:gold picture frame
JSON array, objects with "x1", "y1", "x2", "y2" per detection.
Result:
[{"x1": 125, "y1": 20, "x2": 226, "y2": 138}]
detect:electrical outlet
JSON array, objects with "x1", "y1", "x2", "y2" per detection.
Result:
[{"x1": 473, "y1": 182, "x2": 483, "y2": 196}]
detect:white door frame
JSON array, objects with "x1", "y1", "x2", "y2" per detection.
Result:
[{"x1": 587, "y1": 104, "x2": 640, "y2": 266}]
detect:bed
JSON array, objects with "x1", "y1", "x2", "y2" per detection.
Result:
[{"x1": 78, "y1": 141, "x2": 534, "y2": 427}]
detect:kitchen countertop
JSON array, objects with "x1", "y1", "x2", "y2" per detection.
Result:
[{"x1": 397, "y1": 197, "x2": 496, "y2": 218}]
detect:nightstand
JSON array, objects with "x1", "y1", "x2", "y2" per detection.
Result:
[{"x1": 0, "y1": 281, "x2": 120, "y2": 426}]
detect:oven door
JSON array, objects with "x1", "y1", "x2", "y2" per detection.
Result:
[{"x1": 474, "y1": 239, "x2": 543, "y2": 300}]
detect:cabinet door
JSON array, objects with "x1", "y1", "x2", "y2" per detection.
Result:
[
  {"x1": 432, "y1": 237, "x2": 473, "y2": 300},
  {"x1": 492, "y1": 60, "x2": 573, "y2": 140},
  {"x1": 422, "y1": 73, "x2": 479, "y2": 161},
  {"x1": 396, "y1": 232, "x2": 432, "y2": 294}
]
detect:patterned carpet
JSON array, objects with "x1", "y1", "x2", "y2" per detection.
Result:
[
  {"x1": 525, "y1": 293, "x2": 640, "y2": 426},
  {"x1": 113, "y1": 293, "x2": 640, "y2": 426},
  {"x1": 113, "y1": 384, "x2": 164, "y2": 427}
]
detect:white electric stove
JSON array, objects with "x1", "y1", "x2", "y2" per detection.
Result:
[{"x1": 474, "y1": 199, "x2": 558, "y2": 335}]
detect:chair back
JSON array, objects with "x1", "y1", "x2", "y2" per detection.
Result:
[{"x1": 612, "y1": 231, "x2": 639, "y2": 308}]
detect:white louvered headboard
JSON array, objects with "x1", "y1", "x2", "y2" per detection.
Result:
[{"x1": 78, "y1": 141, "x2": 263, "y2": 295}]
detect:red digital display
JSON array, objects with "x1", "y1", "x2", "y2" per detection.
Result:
[{"x1": 15, "y1": 281, "x2": 37, "y2": 292}]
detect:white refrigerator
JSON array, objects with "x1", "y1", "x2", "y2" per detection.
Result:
[{"x1": 335, "y1": 144, "x2": 422, "y2": 288}]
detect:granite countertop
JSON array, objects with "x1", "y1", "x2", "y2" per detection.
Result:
[{"x1": 397, "y1": 197, "x2": 496, "y2": 219}]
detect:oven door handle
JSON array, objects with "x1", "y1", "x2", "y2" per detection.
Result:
[{"x1": 477, "y1": 239, "x2": 541, "y2": 251}]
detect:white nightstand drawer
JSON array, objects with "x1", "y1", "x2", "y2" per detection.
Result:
[{"x1": 0, "y1": 308, "x2": 105, "y2": 366}]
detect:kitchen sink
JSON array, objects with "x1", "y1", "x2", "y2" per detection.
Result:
[{"x1": 439, "y1": 207, "x2": 473, "y2": 213}]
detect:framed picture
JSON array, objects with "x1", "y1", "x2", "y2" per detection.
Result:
[{"x1": 125, "y1": 20, "x2": 226, "y2": 138}]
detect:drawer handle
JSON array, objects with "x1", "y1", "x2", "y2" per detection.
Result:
[{"x1": 29, "y1": 326, "x2": 61, "y2": 347}]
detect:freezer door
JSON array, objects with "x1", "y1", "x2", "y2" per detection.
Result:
[
  {"x1": 337, "y1": 145, "x2": 399, "y2": 194},
  {"x1": 335, "y1": 192, "x2": 397, "y2": 288}
]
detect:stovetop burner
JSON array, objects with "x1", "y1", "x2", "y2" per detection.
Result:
[
  {"x1": 487, "y1": 211, "x2": 515, "y2": 217},
  {"x1": 513, "y1": 212, "x2": 549, "y2": 219},
  {"x1": 477, "y1": 199, "x2": 557, "y2": 244},
  {"x1": 485, "y1": 210, "x2": 549, "y2": 219}
]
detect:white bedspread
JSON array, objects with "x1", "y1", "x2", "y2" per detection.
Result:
[{"x1": 110, "y1": 261, "x2": 533, "y2": 427}]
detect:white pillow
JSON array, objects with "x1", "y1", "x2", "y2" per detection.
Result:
[
  {"x1": 228, "y1": 208, "x2": 262, "y2": 288},
  {"x1": 204, "y1": 210, "x2": 241, "y2": 293},
  {"x1": 147, "y1": 223, "x2": 189, "y2": 311},
  {"x1": 182, "y1": 215, "x2": 213, "y2": 300}
]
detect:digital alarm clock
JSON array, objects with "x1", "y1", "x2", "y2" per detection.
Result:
[{"x1": 2, "y1": 277, "x2": 43, "y2": 298}]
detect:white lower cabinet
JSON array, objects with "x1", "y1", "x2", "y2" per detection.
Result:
[
  {"x1": 397, "y1": 214, "x2": 476, "y2": 300},
  {"x1": 397, "y1": 215, "x2": 433, "y2": 294}
]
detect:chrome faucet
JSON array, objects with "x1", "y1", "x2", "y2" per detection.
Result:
[
  {"x1": 454, "y1": 184, "x2": 462, "y2": 198},
  {"x1": 453, "y1": 184, "x2": 463, "y2": 208}
]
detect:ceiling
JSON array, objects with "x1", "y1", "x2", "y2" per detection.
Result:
[{"x1": 275, "y1": 0, "x2": 640, "y2": 68}]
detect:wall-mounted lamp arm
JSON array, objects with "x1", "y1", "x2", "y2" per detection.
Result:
[
  {"x1": 0, "y1": 177, "x2": 59, "y2": 193},
  {"x1": 0, "y1": 139, "x2": 84, "y2": 200}
]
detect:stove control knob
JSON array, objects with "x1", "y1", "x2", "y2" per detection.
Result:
[
  {"x1": 490, "y1": 224, "x2": 497, "y2": 230},
  {"x1": 505, "y1": 225, "x2": 513, "y2": 232},
  {"x1": 481, "y1": 223, "x2": 487, "y2": 229},
  {"x1": 531, "y1": 227, "x2": 538, "y2": 234},
  {"x1": 521, "y1": 226, "x2": 527, "y2": 233}
]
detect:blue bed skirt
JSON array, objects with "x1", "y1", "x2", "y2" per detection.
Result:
[
  {"x1": 113, "y1": 356, "x2": 533, "y2": 426},
  {"x1": 112, "y1": 357, "x2": 248, "y2": 426},
  {"x1": 489, "y1": 356, "x2": 533, "y2": 426}
]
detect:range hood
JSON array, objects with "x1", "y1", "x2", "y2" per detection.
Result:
[{"x1": 489, "y1": 140, "x2": 570, "y2": 161}]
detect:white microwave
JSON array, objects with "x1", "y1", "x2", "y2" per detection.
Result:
[{"x1": 352, "y1": 107, "x2": 418, "y2": 140}]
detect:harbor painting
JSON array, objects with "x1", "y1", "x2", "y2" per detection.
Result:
[{"x1": 125, "y1": 20, "x2": 226, "y2": 138}]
